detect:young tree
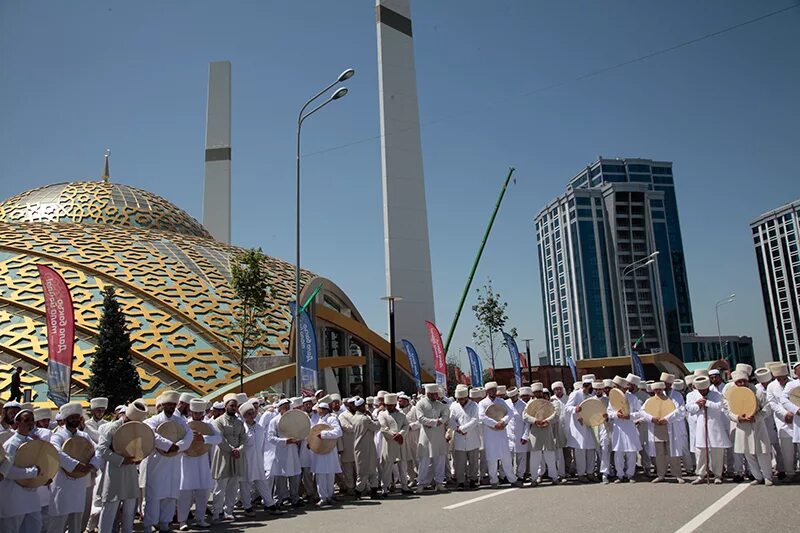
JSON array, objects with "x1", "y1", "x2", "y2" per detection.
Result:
[
  {"x1": 87, "y1": 286, "x2": 142, "y2": 407},
  {"x1": 471, "y1": 279, "x2": 515, "y2": 370},
  {"x1": 230, "y1": 248, "x2": 274, "y2": 392}
]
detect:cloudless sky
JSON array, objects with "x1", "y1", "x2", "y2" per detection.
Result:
[{"x1": 2, "y1": 1, "x2": 799, "y2": 370}]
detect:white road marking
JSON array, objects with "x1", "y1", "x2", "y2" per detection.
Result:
[
  {"x1": 442, "y1": 488, "x2": 519, "y2": 510},
  {"x1": 673, "y1": 484, "x2": 749, "y2": 533}
]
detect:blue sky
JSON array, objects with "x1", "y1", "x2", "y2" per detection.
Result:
[{"x1": 2, "y1": 1, "x2": 798, "y2": 370}]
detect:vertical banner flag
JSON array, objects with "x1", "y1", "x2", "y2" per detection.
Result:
[
  {"x1": 466, "y1": 346, "x2": 483, "y2": 387},
  {"x1": 566, "y1": 355, "x2": 578, "y2": 383},
  {"x1": 425, "y1": 321, "x2": 447, "y2": 389},
  {"x1": 519, "y1": 352, "x2": 527, "y2": 368},
  {"x1": 290, "y1": 302, "x2": 319, "y2": 395},
  {"x1": 631, "y1": 350, "x2": 646, "y2": 379},
  {"x1": 401, "y1": 339, "x2": 422, "y2": 390},
  {"x1": 37, "y1": 265, "x2": 75, "y2": 407},
  {"x1": 502, "y1": 331, "x2": 522, "y2": 388}
]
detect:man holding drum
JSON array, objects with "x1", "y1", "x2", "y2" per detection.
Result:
[
  {"x1": 311, "y1": 401, "x2": 343, "y2": 506},
  {"x1": 0, "y1": 408, "x2": 47, "y2": 533},
  {"x1": 177, "y1": 399, "x2": 221, "y2": 530},
  {"x1": 728, "y1": 371, "x2": 773, "y2": 486},
  {"x1": 478, "y1": 382, "x2": 522, "y2": 489}
]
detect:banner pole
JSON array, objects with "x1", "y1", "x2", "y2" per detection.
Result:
[{"x1": 443, "y1": 167, "x2": 516, "y2": 355}]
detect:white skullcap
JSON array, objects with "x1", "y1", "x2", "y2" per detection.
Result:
[
  {"x1": 484, "y1": 382, "x2": 498, "y2": 390},
  {"x1": 496, "y1": 385, "x2": 507, "y2": 395},
  {"x1": 315, "y1": 389, "x2": 325, "y2": 397},
  {"x1": 583, "y1": 374, "x2": 596, "y2": 381},
  {"x1": 238, "y1": 401, "x2": 256, "y2": 417},
  {"x1": 330, "y1": 393, "x2": 342, "y2": 402},
  {"x1": 398, "y1": 393, "x2": 409, "y2": 400},
  {"x1": 651, "y1": 381, "x2": 666, "y2": 390},
  {"x1": 551, "y1": 381, "x2": 564, "y2": 390},
  {"x1": 694, "y1": 376, "x2": 710, "y2": 390},
  {"x1": 276, "y1": 398, "x2": 290, "y2": 409},
  {"x1": 455, "y1": 388, "x2": 468, "y2": 399},
  {"x1": 755, "y1": 368, "x2": 772, "y2": 384},
  {"x1": 659, "y1": 372, "x2": 675, "y2": 384},
  {"x1": 14, "y1": 409, "x2": 33, "y2": 422},
  {"x1": 735, "y1": 364, "x2": 753, "y2": 376},
  {"x1": 223, "y1": 393, "x2": 238, "y2": 405},
  {"x1": 376, "y1": 390, "x2": 387, "y2": 398},
  {"x1": 60, "y1": 402, "x2": 83, "y2": 418},
  {"x1": 161, "y1": 391, "x2": 180, "y2": 404},
  {"x1": 423, "y1": 384, "x2": 439, "y2": 394},
  {"x1": 55, "y1": 413, "x2": 63, "y2": 421},
  {"x1": 179, "y1": 393, "x2": 194, "y2": 404},
  {"x1": 519, "y1": 386, "x2": 533, "y2": 396},
  {"x1": 602, "y1": 379, "x2": 613, "y2": 388},
  {"x1": 685, "y1": 375, "x2": 695, "y2": 385},
  {"x1": 694, "y1": 369, "x2": 709, "y2": 377},
  {"x1": 90, "y1": 397, "x2": 108, "y2": 410},
  {"x1": 3, "y1": 401, "x2": 21, "y2": 410},
  {"x1": 317, "y1": 402, "x2": 330, "y2": 410},
  {"x1": 531, "y1": 382, "x2": 543, "y2": 392},
  {"x1": 354, "y1": 396, "x2": 365, "y2": 407},
  {"x1": 366, "y1": 396, "x2": 374, "y2": 404},
  {"x1": 591, "y1": 380, "x2": 603, "y2": 390},
  {"x1": 114, "y1": 405, "x2": 126, "y2": 414},
  {"x1": 673, "y1": 379, "x2": 685, "y2": 391},
  {"x1": 626, "y1": 374, "x2": 641, "y2": 386},
  {"x1": 613, "y1": 376, "x2": 628, "y2": 388},
  {"x1": 384, "y1": 393, "x2": 398, "y2": 405},
  {"x1": 290, "y1": 397, "x2": 303, "y2": 408},
  {"x1": 212, "y1": 401, "x2": 225, "y2": 410},
  {"x1": 708, "y1": 369, "x2": 721, "y2": 376},
  {"x1": 126, "y1": 400, "x2": 148, "y2": 422},
  {"x1": 469, "y1": 388, "x2": 485, "y2": 399},
  {"x1": 772, "y1": 363, "x2": 789, "y2": 377},
  {"x1": 236, "y1": 393, "x2": 248, "y2": 405},
  {"x1": 573, "y1": 382, "x2": 581, "y2": 391},
  {"x1": 33, "y1": 407, "x2": 51, "y2": 422},
  {"x1": 582, "y1": 375, "x2": 593, "y2": 384},
  {"x1": 190, "y1": 399, "x2": 207, "y2": 413},
  {"x1": 506, "y1": 387, "x2": 519, "y2": 397},
  {"x1": 730, "y1": 370, "x2": 748, "y2": 382},
  {"x1": 302, "y1": 396, "x2": 314, "y2": 404}
]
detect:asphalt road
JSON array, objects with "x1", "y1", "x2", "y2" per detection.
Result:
[{"x1": 186, "y1": 478, "x2": 796, "y2": 533}]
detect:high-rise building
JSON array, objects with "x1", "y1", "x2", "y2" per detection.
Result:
[
  {"x1": 535, "y1": 157, "x2": 694, "y2": 364},
  {"x1": 681, "y1": 334, "x2": 755, "y2": 369},
  {"x1": 751, "y1": 199, "x2": 800, "y2": 367}
]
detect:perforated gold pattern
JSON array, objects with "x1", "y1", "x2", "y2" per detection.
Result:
[{"x1": 0, "y1": 182, "x2": 315, "y2": 400}]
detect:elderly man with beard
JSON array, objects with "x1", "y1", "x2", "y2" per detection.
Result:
[
  {"x1": 0, "y1": 408, "x2": 47, "y2": 533},
  {"x1": 48, "y1": 402, "x2": 101, "y2": 533},
  {"x1": 377, "y1": 393, "x2": 409, "y2": 496},
  {"x1": 211, "y1": 394, "x2": 247, "y2": 522},
  {"x1": 415, "y1": 384, "x2": 450, "y2": 493},
  {"x1": 238, "y1": 401, "x2": 277, "y2": 516},
  {"x1": 142, "y1": 391, "x2": 192, "y2": 533}
]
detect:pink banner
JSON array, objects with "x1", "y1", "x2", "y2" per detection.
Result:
[
  {"x1": 37, "y1": 265, "x2": 75, "y2": 406},
  {"x1": 425, "y1": 321, "x2": 447, "y2": 390}
]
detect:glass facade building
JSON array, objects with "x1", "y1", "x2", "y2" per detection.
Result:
[
  {"x1": 750, "y1": 199, "x2": 800, "y2": 367},
  {"x1": 535, "y1": 158, "x2": 695, "y2": 364},
  {"x1": 680, "y1": 334, "x2": 756, "y2": 369}
]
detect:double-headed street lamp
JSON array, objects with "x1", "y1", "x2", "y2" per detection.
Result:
[
  {"x1": 295, "y1": 68, "x2": 354, "y2": 395},
  {"x1": 715, "y1": 293, "x2": 735, "y2": 360},
  {"x1": 621, "y1": 251, "x2": 659, "y2": 369},
  {"x1": 381, "y1": 295, "x2": 403, "y2": 391}
]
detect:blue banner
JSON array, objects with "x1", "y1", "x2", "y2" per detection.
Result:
[
  {"x1": 566, "y1": 355, "x2": 577, "y2": 383},
  {"x1": 401, "y1": 339, "x2": 422, "y2": 390},
  {"x1": 502, "y1": 331, "x2": 522, "y2": 388},
  {"x1": 466, "y1": 346, "x2": 483, "y2": 387},
  {"x1": 631, "y1": 350, "x2": 645, "y2": 379},
  {"x1": 290, "y1": 303, "x2": 318, "y2": 395}
]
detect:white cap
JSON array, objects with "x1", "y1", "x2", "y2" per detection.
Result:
[
  {"x1": 353, "y1": 396, "x2": 365, "y2": 407},
  {"x1": 424, "y1": 384, "x2": 439, "y2": 394},
  {"x1": 3, "y1": 401, "x2": 21, "y2": 410},
  {"x1": 772, "y1": 363, "x2": 789, "y2": 377},
  {"x1": 582, "y1": 375, "x2": 593, "y2": 384},
  {"x1": 239, "y1": 401, "x2": 256, "y2": 417},
  {"x1": 613, "y1": 376, "x2": 628, "y2": 388},
  {"x1": 573, "y1": 382, "x2": 581, "y2": 391},
  {"x1": 236, "y1": 393, "x2": 249, "y2": 405},
  {"x1": 366, "y1": 396, "x2": 374, "y2": 404},
  {"x1": 708, "y1": 369, "x2": 721, "y2": 377},
  {"x1": 223, "y1": 393, "x2": 238, "y2": 405},
  {"x1": 551, "y1": 381, "x2": 564, "y2": 390},
  {"x1": 384, "y1": 393, "x2": 398, "y2": 405},
  {"x1": 161, "y1": 391, "x2": 180, "y2": 404},
  {"x1": 376, "y1": 390, "x2": 387, "y2": 399},
  {"x1": 506, "y1": 387, "x2": 519, "y2": 397},
  {"x1": 519, "y1": 386, "x2": 533, "y2": 396},
  {"x1": 496, "y1": 385, "x2": 507, "y2": 395},
  {"x1": 55, "y1": 413, "x2": 63, "y2": 421},
  {"x1": 626, "y1": 374, "x2": 641, "y2": 386},
  {"x1": 276, "y1": 398, "x2": 290, "y2": 409},
  {"x1": 114, "y1": 405, "x2": 126, "y2": 414},
  {"x1": 126, "y1": 399, "x2": 148, "y2": 422},
  {"x1": 685, "y1": 375, "x2": 695, "y2": 386},
  {"x1": 602, "y1": 379, "x2": 613, "y2": 388},
  {"x1": 330, "y1": 393, "x2": 342, "y2": 402},
  {"x1": 755, "y1": 367, "x2": 772, "y2": 384},
  {"x1": 302, "y1": 396, "x2": 314, "y2": 404},
  {"x1": 583, "y1": 374, "x2": 596, "y2": 381},
  {"x1": 290, "y1": 397, "x2": 303, "y2": 408},
  {"x1": 90, "y1": 397, "x2": 108, "y2": 410},
  {"x1": 730, "y1": 370, "x2": 748, "y2": 382},
  {"x1": 659, "y1": 372, "x2": 675, "y2": 384},
  {"x1": 484, "y1": 381, "x2": 498, "y2": 390},
  {"x1": 33, "y1": 407, "x2": 51, "y2": 422},
  {"x1": 651, "y1": 381, "x2": 666, "y2": 390},
  {"x1": 469, "y1": 388, "x2": 485, "y2": 399},
  {"x1": 694, "y1": 376, "x2": 711, "y2": 390},
  {"x1": 673, "y1": 379, "x2": 685, "y2": 391},
  {"x1": 735, "y1": 364, "x2": 753, "y2": 376},
  {"x1": 179, "y1": 393, "x2": 194, "y2": 404},
  {"x1": 212, "y1": 401, "x2": 225, "y2": 410},
  {"x1": 694, "y1": 369, "x2": 709, "y2": 377},
  {"x1": 60, "y1": 402, "x2": 83, "y2": 418},
  {"x1": 190, "y1": 399, "x2": 207, "y2": 413},
  {"x1": 317, "y1": 402, "x2": 330, "y2": 410},
  {"x1": 455, "y1": 388, "x2": 468, "y2": 399},
  {"x1": 531, "y1": 382, "x2": 543, "y2": 392},
  {"x1": 592, "y1": 380, "x2": 604, "y2": 390}
]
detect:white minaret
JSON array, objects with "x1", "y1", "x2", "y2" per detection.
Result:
[
  {"x1": 376, "y1": 0, "x2": 437, "y2": 372},
  {"x1": 203, "y1": 61, "x2": 231, "y2": 243}
]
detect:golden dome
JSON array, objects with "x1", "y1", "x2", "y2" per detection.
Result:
[{"x1": 0, "y1": 181, "x2": 212, "y2": 239}]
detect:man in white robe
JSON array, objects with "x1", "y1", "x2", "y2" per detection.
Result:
[
  {"x1": 565, "y1": 375, "x2": 597, "y2": 482},
  {"x1": 0, "y1": 408, "x2": 45, "y2": 533},
  {"x1": 257, "y1": 403, "x2": 283, "y2": 514},
  {"x1": 96, "y1": 400, "x2": 149, "y2": 533},
  {"x1": 550, "y1": 381, "x2": 569, "y2": 478},
  {"x1": 377, "y1": 394, "x2": 410, "y2": 495},
  {"x1": 142, "y1": 390, "x2": 192, "y2": 533},
  {"x1": 177, "y1": 399, "x2": 221, "y2": 530},
  {"x1": 641, "y1": 383, "x2": 685, "y2": 484},
  {"x1": 607, "y1": 376, "x2": 641, "y2": 484},
  {"x1": 779, "y1": 372, "x2": 800, "y2": 479},
  {"x1": 505, "y1": 388, "x2": 528, "y2": 480},
  {"x1": 83, "y1": 396, "x2": 108, "y2": 533},
  {"x1": 415, "y1": 384, "x2": 450, "y2": 492},
  {"x1": 311, "y1": 402, "x2": 343, "y2": 506},
  {"x1": 687, "y1": 376, "x2": 731, "y2": 484},
  {"x1": 478, "y1": 382, "x2": 523, "y2": 488},
  {"x1": 524, "y1": 383, "x2": 562, "y2": 485},
  {"x1": 239, "y1": 401, "x2": 276, "y2": 515},
  {"x1": 449, "y1": 387, "x2": 481, "y2": 490},
  {"x1": 727, "y1": 371, "x2": 773, "y2": 485},
  {"x1": 267, "y1": 399, "x2": 303, "y2": 507},
  {"x1": 767, "y1": 363, "x2": 797, "y2": 481},
  {"x1": 48, "y1": 402, "x2": 101, "y2": 533},
  {"x1": 399, "y1": 394, "x2": 420, "y2": 487}
]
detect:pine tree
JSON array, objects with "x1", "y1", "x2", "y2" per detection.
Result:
[{"x1": 87, "y1": 286, "x2": 142, "y2": 407}]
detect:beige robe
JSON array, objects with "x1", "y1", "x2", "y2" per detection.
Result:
[
  {"x1": 211, "y1": 414, "x2": 247, "y2": 479},
  {"x1": 379, "y1": 410, "x2": 408, "y2": 463},
  {"x1": 338, "y1": 410, "x2": 356, "y2": 463},
  {"x1": 352, "y1": 411, "x2": 380, "y2": 477},
  {"x1": 415, "y1": 397, "x2": 449, "y2": 459}
]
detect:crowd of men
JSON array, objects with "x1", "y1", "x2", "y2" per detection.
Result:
[{"x1": 1, "y1": 359, "x2": 799, "y2": 533}]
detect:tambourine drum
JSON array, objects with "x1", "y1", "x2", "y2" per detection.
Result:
[
  {"x1": 579, "y1": 398, "x2": 606, "y2": 427},
  {"x1": 185, "y1": 421, "x2": 212, "y2": 457},
  {"x1": 609, "y1": 388, "x2": 629, "y2": 417},
  {"x1": 112, "y1": 421, "x2": 155, "y2": 462},
  {"x1": 14, "y1": 439, "x2": 59, "y2": 488},
  {"x1": 787, "y1": 387, "x2": 800, "y2": 408},
  {"x1": 485, "y1": 403, "x2": 508, "y2": 422},
  {"x1": 307, "y1": 423, "x2": 337, "y2": 454},
  {"x1": 278, "y1": 410, "x2": 311, "y2": 440},
  {"x1": 524, "y1": 399, "x2": 555, "y2": 421},
  {"x1": 728, "y1": 387, "x2": 757, "y2": 418},
  {"x1": 155, "y1": 420, "x2": 187, "y2": 457},
  {"x1": 643, "y1": 397, "x2": 675, "y2": 419},
  {"x1": 62, "y1": 436, "x2": 95, "y2": 478}
]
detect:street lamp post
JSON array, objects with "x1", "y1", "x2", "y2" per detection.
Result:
[
  {"x1": 715, "y1": 293, "x2": 735, "y2": 360},
  {"x1": 381, "y1": 295, "x2": 403, "y2": 391},
  {"x1": 522, "y1": 338, "x2": 534, "y2": 384},
  {"x1": 295, "y1": 68, "x2": 354, "y2": 396},
  {"x1": 621, "y1": 251, "x2": 659, "y2": 371}
]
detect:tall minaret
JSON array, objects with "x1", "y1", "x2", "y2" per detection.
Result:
[
  {"x1": 376, "y1": 0, "x2": 437, "y2": 372},
  {"x1": 203, "y1": 61, "x2": 231, "y2": 243}
]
